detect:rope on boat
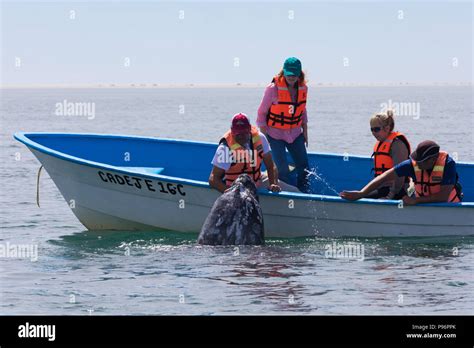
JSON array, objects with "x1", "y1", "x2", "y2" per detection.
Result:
[{"x1": 36, "y1": 165, "x2": 43, "y2": 207}]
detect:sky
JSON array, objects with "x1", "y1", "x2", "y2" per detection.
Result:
[{"x1": 1, "y1": 1, "x2": 472, "y2": 86}]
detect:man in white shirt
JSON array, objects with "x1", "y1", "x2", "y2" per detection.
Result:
[{"x1": 209, "y1": 113, "x2": 299, "y2": 193}]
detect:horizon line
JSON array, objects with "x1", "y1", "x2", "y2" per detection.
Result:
[{"x1": 1, "y1": 82, "x2": 472, "y2": 89}]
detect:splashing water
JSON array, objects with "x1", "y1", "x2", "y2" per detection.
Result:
[
  {"x1": 304, "y1": 168, "x2": 339, "y2": 196},
  {"x1": 301, "y1": 168, "x2": 336, "y2": 236}
]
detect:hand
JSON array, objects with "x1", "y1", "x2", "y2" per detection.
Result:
[
  {"x1": 339, "y1": 190, "x2": 364, "y2": 201},
  {"x1": 303, "y1": 131, "x2": 308, "y2": 147},
  {"x1": 402, "y1": 196, "x2": 417, "y2": 206},
  {"x1": 269, "y1": 184, "x2": 281, "y2": 193},
  {"x1": 260, "y1": 126, "x2": 268, "y2": 135}
]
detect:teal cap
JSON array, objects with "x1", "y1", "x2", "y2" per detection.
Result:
[{"x1": 283, "y1": 57, "x2": 302, "y2": 77}]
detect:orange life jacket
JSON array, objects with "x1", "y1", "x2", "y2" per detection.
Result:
[
  {"x1": 372, "y1": 132, "x2": 411, "y2": 177},
  {"x1": 220, "y1": 126, "x2": 264, "y2": 187},
  {"x1": 412, "y1": 151, "x2": 462, "y2": 203},
  {"x1": 267, "y1": 75, "x2": 307, "y2": 130}
]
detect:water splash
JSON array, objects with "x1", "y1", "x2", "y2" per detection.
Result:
[{"x1": 304, "y1": 168, "x2": 339, "y2": 196}]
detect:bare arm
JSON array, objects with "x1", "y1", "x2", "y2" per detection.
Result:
[
  {"x1": 208, "y1": 166, "x2": 227, "y2": 193},
  {"x1": 340, "y1": 168, "x2": 398, "y2": 200},
  {"x1": 263, "y1": 153, "x2": 281, "y2": 192},
  {"x1": 360, "y1": 168, "x2": 398, "y2": 196}
]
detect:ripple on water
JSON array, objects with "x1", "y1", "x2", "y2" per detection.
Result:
[{"x1": 2, "y1": 87, "x2": 473, "y2": 314}]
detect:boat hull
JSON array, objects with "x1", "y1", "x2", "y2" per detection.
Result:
[{"x1": 29, "y1": 147, "x2": 474, "y2": 238}]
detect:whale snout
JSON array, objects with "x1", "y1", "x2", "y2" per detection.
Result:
[
  {"x1": 198, "y1": 174, "x2": 264, "y2": 246},
  {"x1": 233, "y1": 174, "x2": 258, "y2": 196}
]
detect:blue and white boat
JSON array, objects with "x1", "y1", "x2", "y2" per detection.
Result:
[{"x1": 14, "y1": 132, "x2": 474, "y2": 238}]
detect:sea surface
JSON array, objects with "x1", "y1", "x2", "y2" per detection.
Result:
[{"x1": 0, "y1": 86, "x2": 473, "y2": 314}]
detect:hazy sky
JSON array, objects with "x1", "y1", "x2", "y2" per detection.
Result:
[{"x1": 1, "y1": 1, "x2": 472, "y2": 85}]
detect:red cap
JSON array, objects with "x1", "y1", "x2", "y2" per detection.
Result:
[{"x1": 231, "y1": 113, "x2": 251, "y2": 135}]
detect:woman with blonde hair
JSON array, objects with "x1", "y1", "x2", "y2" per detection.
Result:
[
  {"x1": 256, "y1": 57, "x2": 310, "y2": 193},
  {"x1": 342, "y1": 110, "x2": 412, "y2": 200}
]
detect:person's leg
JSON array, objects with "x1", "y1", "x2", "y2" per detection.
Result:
[
  {"x1": 286, "y1": 133, "x2": 310, "y2": 193},
  {"x1": 266, "y1": 134, "x2": 290, "y2": 184}
]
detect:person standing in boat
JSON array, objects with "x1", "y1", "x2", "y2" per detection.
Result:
[
  {"x1": 340, "y1": 140, "x2": 463, "y2": 204},
  {"x1": 209, "y1": 113, "x2": 299, "y2": 193},
  {"x1": 256, "y1": 57, "x2": 310, "y2": 193},
  {"x1": 367, "y1": 110, "x2": 411, "y2": 199}
]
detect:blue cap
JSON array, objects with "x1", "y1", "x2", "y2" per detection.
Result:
[{"x1": 283, "y1": 57, "x2": 302, "y2": 77}]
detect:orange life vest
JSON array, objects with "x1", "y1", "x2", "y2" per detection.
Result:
[
  {"x1": 412, "y1": 151, "x2": 461, "y2": 203},
  {"x1": 372, "y1": 132, "x2": 411, "y2": 177},
  {"x1": 267, "y1": 75, "x2": 307, "y2": 130},
  {"x1": 220, "y1": 126, "x2": 264, "y2": 187}
]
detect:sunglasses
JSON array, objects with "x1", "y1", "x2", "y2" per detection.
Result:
[{"x1": 371, "y1": 127, "x2": 382, "y2": 133}]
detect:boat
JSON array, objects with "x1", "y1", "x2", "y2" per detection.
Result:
[{"x1": 14, "y1": 132, "x2": 474, "y2": 238}]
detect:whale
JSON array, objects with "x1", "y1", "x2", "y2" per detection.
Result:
[{"x1": 198, "y1": 174, "x2": 264, "y2": 245}]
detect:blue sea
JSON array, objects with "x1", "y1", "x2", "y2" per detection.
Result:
[{"x1": 0, "y1": 86, "x2": 473, "y2": 314}]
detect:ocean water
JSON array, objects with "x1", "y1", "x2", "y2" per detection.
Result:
[{"x1": 0, "y1": 86, "x2": 473, "y2": 315}]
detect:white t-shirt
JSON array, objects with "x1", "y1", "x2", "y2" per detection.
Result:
[{"x1": 211, "y1": 132, "x2": 271, "y2": 171}]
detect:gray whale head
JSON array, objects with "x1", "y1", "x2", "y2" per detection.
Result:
[
  {"x1": 198, "y1": 174, "x2": 264, "y2": 245},
  {"x1": 229, "y1": 173, "x2": 258, "y2": 198}
]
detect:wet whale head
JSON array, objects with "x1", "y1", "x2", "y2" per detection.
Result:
[
  {"x1": 198, "y1": 174, "x2": 264, "y2": 245},
  {"x1": 230, "y1": 172, "x2": 258, "y2": 198}
]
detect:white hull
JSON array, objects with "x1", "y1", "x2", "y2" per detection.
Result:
[{"x1": 32, "y1": 149, "x2": 474, "y2": 238}]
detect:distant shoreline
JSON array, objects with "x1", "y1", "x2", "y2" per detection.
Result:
[{"x1": 1, "y1": 82, "x2": 472, "y2": 89}]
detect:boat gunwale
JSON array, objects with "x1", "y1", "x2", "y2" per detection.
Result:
[{"x1": 13, "y1": 131, "x2": 474, "y2": 208}]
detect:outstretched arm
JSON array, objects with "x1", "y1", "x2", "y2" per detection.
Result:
[{"x1": 340, "y1": 168, "x2": 398, "y2": 201}]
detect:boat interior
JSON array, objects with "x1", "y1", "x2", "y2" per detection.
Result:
[{"x1": 16, "y1": 133, "x2": 474, "y2": 203}]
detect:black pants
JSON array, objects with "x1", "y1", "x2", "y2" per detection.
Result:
[{"x1": 365, "y1": 186, "x2": 407, "y2": 200}]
